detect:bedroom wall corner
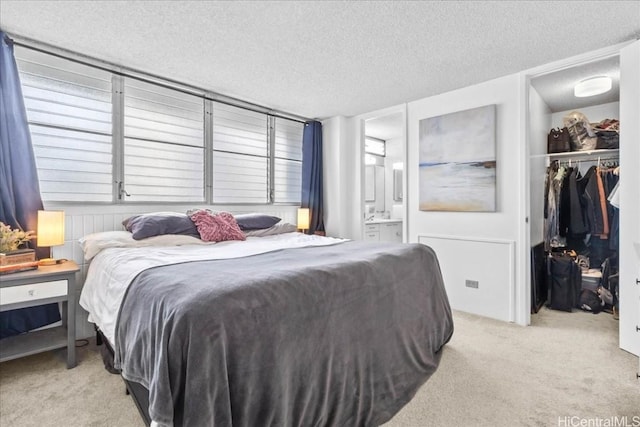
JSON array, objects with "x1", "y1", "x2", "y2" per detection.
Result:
[{"x1": 322, "y1": 115, "x2": 350, "y2": 239}]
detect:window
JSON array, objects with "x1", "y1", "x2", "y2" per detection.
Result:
[
  {"x1": 273, "y1": 118, "x2": 303, "y2": 203},
  {"x1": 14, "y1": 45, "x2": 304, "y2": 205},
  {"x1": 212, "y1": 103, "x2": 268, "y2": 204},
  {"x1": 16, "y1": 47, "x2": 113, "y2": 202},
  {"x1": 365, "y1": 137, "x2": 386, "y2": 157},
  {"x1": 123, "y1": 78, "x2": 205, "y2": 202}
]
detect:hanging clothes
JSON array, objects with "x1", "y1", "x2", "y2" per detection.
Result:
[
  {"x1": 544, "y1": 161, "x2": 568, "y2": 250},
  {"x1": 604, "y1": 168, "x2": 620, "y2": 251},
  {"x1": 567, "y1": 167, "x2": 588, "y2": 236},
  {"x1": 543, "y1": 159, "x2": 620, "y2": 269},
  {"x1": 594, "y1": 168, "x2": 609, "y2": 239},
  {"x1": 578, "y1": 166, "x2": 606, "y2": 237}
]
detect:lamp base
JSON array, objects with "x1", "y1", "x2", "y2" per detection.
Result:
[{"x1": 38, "y1": 258, "x2": 57, "y2": 266}]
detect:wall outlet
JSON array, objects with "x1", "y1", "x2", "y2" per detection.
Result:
[{"x1": 465, "y1": 279, "x2": 479, "y2": 289}]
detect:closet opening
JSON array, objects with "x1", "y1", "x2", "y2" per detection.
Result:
[{"x1": 528, "y1": 53, "x2": 621, "y2": 325}]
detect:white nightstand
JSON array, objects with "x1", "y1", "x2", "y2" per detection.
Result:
[{"x1": 0, "y1": 261, "x2": 79, "y2": 368}]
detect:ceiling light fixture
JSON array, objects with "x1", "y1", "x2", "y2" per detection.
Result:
[{"x1": 574, "y1": 76, "x2": 612, "y2": 98}]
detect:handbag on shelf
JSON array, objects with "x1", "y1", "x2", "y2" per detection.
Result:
[
  {"x1": 595, "y1": 130, "x2": 619, "y2": 150},
  {"x1": 547, "y1": 127, "x2": 572, "y2": 153}
]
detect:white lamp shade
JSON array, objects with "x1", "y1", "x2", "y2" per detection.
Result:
[
  {"x1": 574, "y1": 76, "x2": 612, "y2": 98},
  {"x1": 297, "y1": 208, "x2": 310, "y2": 230},
  {"x1": 37, "y1": 210, "x2": 65, "y2": 247}
]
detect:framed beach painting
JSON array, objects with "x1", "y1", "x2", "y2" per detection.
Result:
[{"x1": 418, "y1": 104, "x2": 496, "y2": 212}]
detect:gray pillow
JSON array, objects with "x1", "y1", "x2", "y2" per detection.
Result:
[
  {"x1": 234, "y1": 213, "x2": 281, "y2": 230},
  {"x1": 122, "y1": 212, "x2": 199, "y2": 240},
  {"x1": 243, "y1": 221, "x2": 297, "y2": 237}
]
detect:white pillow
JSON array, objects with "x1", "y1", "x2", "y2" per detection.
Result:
[{"x1": 79, "y1": 231, "x2": 207, "y2": 261}]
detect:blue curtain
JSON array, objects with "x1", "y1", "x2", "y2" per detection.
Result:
[
  {"x1": 301, "y1": 121, "x2": 324, "y2": 234},
  {"x1": 0, "y1": 31, "x2": 61, "y2": 339}
]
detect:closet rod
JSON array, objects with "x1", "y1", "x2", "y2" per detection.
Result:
[{"x1": 555, "y1": 156, "x2": 619, "y2": 163}]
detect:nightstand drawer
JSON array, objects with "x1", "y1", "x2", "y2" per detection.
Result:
[{"x1": 0, "y1": 280, "x2": 67, "y2": 305}]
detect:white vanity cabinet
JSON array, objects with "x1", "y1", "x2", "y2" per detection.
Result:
[
  {"x1": 364, "y1": 223, "x2": 380, "y2": 241},
  {"x1": 363, "y1": 220, "x2": 402, "y2": 243}
]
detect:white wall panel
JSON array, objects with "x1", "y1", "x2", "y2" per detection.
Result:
[
  {"x1": 619, "y1": 41, "x2": 640, "y2": 357},
  {"x1": 419, "y1": 235, "x2": 515, "y2": 322}
]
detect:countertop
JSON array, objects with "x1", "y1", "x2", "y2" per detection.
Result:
[{"x1": 365, "y1": 219, "x2": 403, "y2": 224}]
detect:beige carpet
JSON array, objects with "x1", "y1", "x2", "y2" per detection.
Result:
[{"x1": 1, "y1": 308, "x2": 638, "y2": 427}]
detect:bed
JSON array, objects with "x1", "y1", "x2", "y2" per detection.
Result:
[{"x1": 79, "y1": 226, "x2": 453, "y2": 427}]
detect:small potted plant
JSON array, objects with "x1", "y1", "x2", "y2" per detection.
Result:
[{"x1": 0, "y1": 222, "x2": 36, "y2": 269}]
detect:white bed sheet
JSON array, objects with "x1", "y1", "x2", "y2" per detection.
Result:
[{"x1": 79, "y1": 232, "x2": 346, "y2": 348}]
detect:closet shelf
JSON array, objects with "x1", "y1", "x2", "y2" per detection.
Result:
[{"x1": 531, "y1": 148, "x2": 619, "y2": 160}]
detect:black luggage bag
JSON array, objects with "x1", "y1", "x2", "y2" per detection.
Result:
[{"x1": 547, "y1": 253, "x2": 581, "y2": 312}]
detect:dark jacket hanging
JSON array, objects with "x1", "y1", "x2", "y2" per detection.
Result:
[{"x1": 567, "y1": 168, "x2": 588, "y2": 236}]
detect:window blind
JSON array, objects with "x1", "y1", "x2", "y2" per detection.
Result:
[
  {"x1": 123, "y1": 78, "x2": 205, "y2": 202},
  {"x1": 14, "y1": 44, "x2": 306, "y2": 206},
  {"x1": 15, "y1": 47, "x2": 113, "y2": 202},
  {"x1": 273, "y1": 118, "x2": 303, "y2": 203},
  {"x1": 212, "y1": 103, "x2": 268, "y2": 203}
]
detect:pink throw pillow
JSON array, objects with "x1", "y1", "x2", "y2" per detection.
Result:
[{"x1": 188, "y1": 210, "x2": 246, "y2": 242}]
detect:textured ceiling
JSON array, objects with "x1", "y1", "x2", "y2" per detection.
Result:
[{"x1": 1, "y1": 1, "x2": 639, "y2": 120}]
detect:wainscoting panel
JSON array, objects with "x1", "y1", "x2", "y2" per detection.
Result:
[
  {"x1": 418, "y1": 234, "x2": 515, "y2": 323},
  {"x1": 47, "y1": 204, "x2": 298, "y2": 339}
]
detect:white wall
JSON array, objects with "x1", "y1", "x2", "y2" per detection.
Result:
[
  {"x1": 407, "y1": 73, "x2": 523, "y2": 323},
  {"x1": 321, "y1": 115, "x2": 361, "y2": 239},
  {"x1": 322, "y1": 116, "x2": 349, "y2": 238}
]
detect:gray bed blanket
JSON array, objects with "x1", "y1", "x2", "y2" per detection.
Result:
[{"x1": 114, "y1": 241, "x2": 453, "y2": 427}]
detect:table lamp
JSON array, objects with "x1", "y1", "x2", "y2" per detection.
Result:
[
  {"x1": 297, "y1": 208, "x2": 310, "y2": 234},
  {"x1": 37, "y1": 210, "x2": 65, "y2": 266}
]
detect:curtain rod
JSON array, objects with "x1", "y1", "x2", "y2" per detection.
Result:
[{"x1": 10, "y1": 34, "x2": 312, "y2": 125}]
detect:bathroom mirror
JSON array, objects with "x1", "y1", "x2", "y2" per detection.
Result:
[
  {"x1": 393, "y1": 169, "x2": 403, "y2": 201},
  {"x1": 365, "y1": 165, "x2": 375, "y2": 202},
  {"x1": 374, "y1": 165, "x2": 385, "y2": 211}
]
